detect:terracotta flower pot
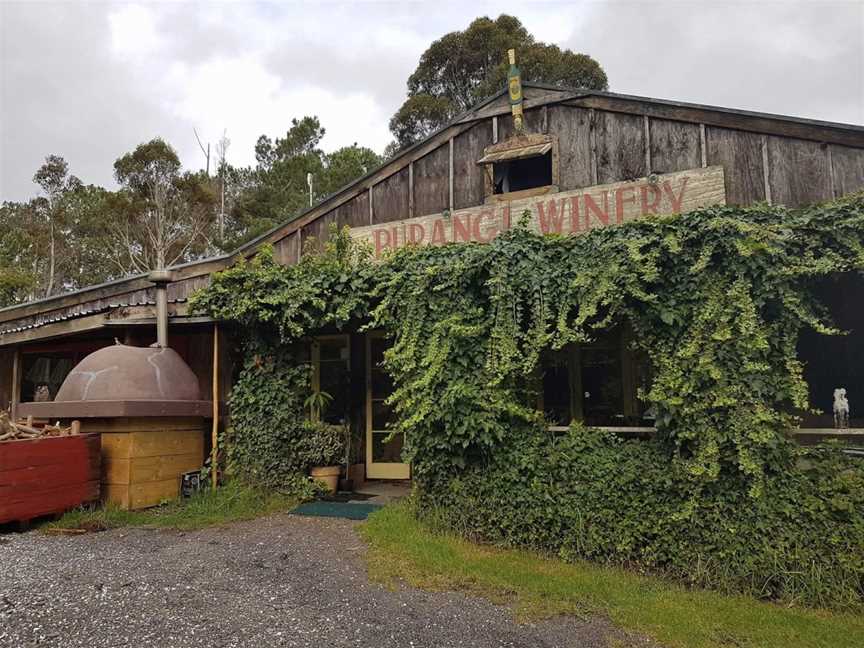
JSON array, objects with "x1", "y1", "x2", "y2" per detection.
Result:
[{"x1": 310, "y1": 465, "x2": 340, "y2": 494}]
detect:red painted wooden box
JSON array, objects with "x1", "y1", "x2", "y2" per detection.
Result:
[{"x1": 0, "y1": 433, "x2": 101, "y2": 525}]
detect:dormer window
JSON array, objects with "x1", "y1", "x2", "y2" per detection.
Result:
[{"x1": 479, "y1": 134, "x2": 558, "y2": 202}]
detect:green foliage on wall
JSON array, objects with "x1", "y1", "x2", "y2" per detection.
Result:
[{"x1": 193, "y1": 193, "x2": 864, "y2": 607}]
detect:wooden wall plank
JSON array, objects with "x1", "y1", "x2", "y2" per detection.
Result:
[
  {"x1": 547, "y1": 105, "x2": 593, "y2": 191},
  {"x1": 372, "y1": 167, "x2": 410, "y2": 224},
  {"x1": 649, "y1": 119, "x2": 702, "y2": 174},
  {"x1": 766, "y1": 136, "x2": 832, "y2": 207},
  {"x1": 453, "y1": 120, "x2": 492, "y2": 209},
  {"x1": 830, "y1": 144, "x2": 864, "y2": 197},
  {"x1": 497, "y1": 107, "x2": 546, "y2": 141},
  {"x1": 413, "y1": 144, "x2": 450, "y2": 217},
  {"x1": 705, "y1": 126, "x2": 766, "y2": 205},
  {"x1": 594, "y1": 111, "x2": 647, "y2": 183},
  {"x1": 338, "y1": 191, "x2": 370, "y2": 228},
  {"x1": 300, "y1": 210, "x2": 337, "y2": 251},
  {"x1": 272, "y1": 232, "x2": 300, "y2": 266}
]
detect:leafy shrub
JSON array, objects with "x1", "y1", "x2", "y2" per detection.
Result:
[
  {"x1": 225, "y1": 343, "x2": 313, "y2": 488},
  {"x1": 299, "y1": 420, "x2": 345, "y2": 467},
  {"x1": 418, "y1": 424, "x2": 864, "y2": 609}
]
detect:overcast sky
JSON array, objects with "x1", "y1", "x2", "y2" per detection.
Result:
[{"x1": 1, "y1": 1, "x2": 862, "y2": 201}]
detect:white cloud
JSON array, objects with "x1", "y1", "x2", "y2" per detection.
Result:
[
  {"x1": 1, "y1": 0, "x2": 862, "y2": 202},
  {"x1": 108, "y1": 4, "x2": 164, "y2": 58}
]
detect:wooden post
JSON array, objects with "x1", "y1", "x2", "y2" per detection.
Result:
[
  {"x1": 448, "y1": 138, "x2": 454, "y2": 210},
  {"x1": 10, "y1": 347, "x2": 21, "y2": 421},
  {"x1": 211, "y1": 323, "x2": 219, "y2": 491}
]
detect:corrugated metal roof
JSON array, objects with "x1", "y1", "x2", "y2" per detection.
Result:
[{"x1": 477, "y1": 141, "x2": 552, "y2": 164}]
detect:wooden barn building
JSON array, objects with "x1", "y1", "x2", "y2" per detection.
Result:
[{"x1": 2, "y1": 82, "x2": 864, "y2": 484}]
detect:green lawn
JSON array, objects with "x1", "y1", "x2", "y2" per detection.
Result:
[
  {"x1": 360, "y1": 503, "x2": 864, "y2": 648},
  {"x1": 45, "y1": 482, "x2": 300, "y2": 532}
]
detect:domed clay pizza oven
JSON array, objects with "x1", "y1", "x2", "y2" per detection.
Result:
[{"x1": 18, "y1": 343, "x2": 211, "y2": 510}]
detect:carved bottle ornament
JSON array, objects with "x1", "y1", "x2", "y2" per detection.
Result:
[
  {"x1": 833, "y1": 387, "x2": 850, "y2": 429},
  {"x1": 507, "y1": 49, "x2": 524, "y2": 133}
]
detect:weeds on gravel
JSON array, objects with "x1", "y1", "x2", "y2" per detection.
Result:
[
  {"x1": 361, "y1": 502, "x2": 864, "y2": 648},
  {"x1": 45, "y1": 482, "x2": 302, "y2": 532}
]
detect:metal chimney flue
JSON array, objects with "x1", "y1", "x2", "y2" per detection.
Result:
[{"x1": 148, "y1": 269, "x2": 174, "y2": 348}]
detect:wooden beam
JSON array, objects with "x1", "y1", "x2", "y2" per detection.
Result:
[
  {"x1": 448, "y1": 138, "x2": 455, "y2": 210},
  {"x1": 408, "y1": 161, "x2": 415, "y2": 218},
  {"x1": 589, "y1": 109, "x2": 599, "y2": 185},
  {"x1": 211, "y1": 323, "x2": 219, "y2": 491},
  {"x1": 10, "y1": 347, "x2": 20, "y2": 421},
  {"x1": 761, "y1": 135, "x2": 773, "y2": 205},
  {"x1": 699, "y1": 124, "x2": 708, "y2": 168},
  {"x1": 492, "y1": 116, "x2": 498, "y2": 144},
  {"x1": 643, "y1": 115, "x2": 651, "y2": 173}
]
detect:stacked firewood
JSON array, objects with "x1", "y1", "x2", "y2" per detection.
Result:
[{"x1": 0, "y1": 410, "x2": 80, "y2": 441}]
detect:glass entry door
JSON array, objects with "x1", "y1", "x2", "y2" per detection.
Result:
[{"x1": 365, "y1": 335, "x2": 410, "y2": 479}]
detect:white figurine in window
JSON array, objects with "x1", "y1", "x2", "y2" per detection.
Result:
[{"x1": 833, "y1": 387, "x2": 850, "y2": 429}]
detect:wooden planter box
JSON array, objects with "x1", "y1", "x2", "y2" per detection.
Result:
[{"x1": 0, "y1": 433, "x2": 101, "y2": 525}]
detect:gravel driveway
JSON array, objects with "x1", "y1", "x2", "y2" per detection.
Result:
[{"x1": 0, "y1": 513, "x2": 653, "y2": 647}]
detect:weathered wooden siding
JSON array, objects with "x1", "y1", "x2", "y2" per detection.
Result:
[
  {"x1": 831, "y1": 144, "x2": 864, "y2": 198},
  {"x1": 453, "y1": 121, "x2": 492, "y2": 209},
  {"x1": 594, "y1": 111, "x2": 647, "y2": 184},
  {"x1": 301, "y1": 210, "x2": 337, "y2": 250},
  {"x1": 273, "y1": 231, "x2": 301, "y2": 265},
  {"x1": 767, "y1": 136, "x2": 833, "y2": 206},
  {"x1": 705, "y1": 127, "x2": 766, "y2": 205},
  {"x1": 339, "y1": 191, "x2": 371, "y2": 228},
  {"x1": 373, "y1": 167, "x2": 410, "y2": 224},
  {"x1": 413, "y1": 145, "x2": 449, "y2": 217},
  {"x1": 4, "y1": 91, "x2": 864, "y2": 346},
  {"x1": 649, "y1": 119, "x2": 702, "y2": 174},
  {"x1": 548, "y1": 105, "x2": 593, "y2": 191}
]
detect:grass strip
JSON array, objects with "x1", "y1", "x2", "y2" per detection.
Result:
[
  {"x1": 360, "y1": 502, "x2": 864, "y2": 648},
  {"x1": 45, "y1": 482, "x2": 299, "y2": 532}
]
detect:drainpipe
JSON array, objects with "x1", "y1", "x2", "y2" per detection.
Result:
[{"x1": 148, "y1": 269, "x2": 174, "y2": 348}]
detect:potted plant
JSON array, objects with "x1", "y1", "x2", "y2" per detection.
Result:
[
  {"x1": 302, "y1": 419, "x2": 344, "y2": 493},
  {"x1": 302, "y1": 390, "x2": 343, "y2": 494}
]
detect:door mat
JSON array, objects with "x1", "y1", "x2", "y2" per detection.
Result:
[
  {"x1": 291, "y1": 501, "x2": 383, "y2": 520},
  {"x1": 320, "y1": 492, "x2": 375, "y2": 503}
]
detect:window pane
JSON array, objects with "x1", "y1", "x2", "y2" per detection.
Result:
[
  {"x1": 581, "y1": 347, "x2": 624, "y2": 426},
  {"x1": 543, "y1": 352, "x2": 571, "y2": 426},
  {"x1": 371, "y1": 431, "x2": 404, "y2": 463},
  {"x1": 371, "y1": 399, "x2": 393, "y2": 430}
]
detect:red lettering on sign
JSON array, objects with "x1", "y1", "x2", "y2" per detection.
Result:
[
  {"x1": 663, "y1": 177, "x2": 689, "y2": 212},
  {"x1": 374, "y1": 229, "x2": 391, "y2": 256},
  {"x1": 408, "y1": 223, "x2": 425, "y2": 244},
  {"x1": 452, "y1": 214, "x2": 471, "y2": 242},
  {"x1": 570, "y1": 197, "x2": 583, "y2": 232},
  {"x1": 615, "y1": 187, "x2": 636, "y2": 223},
  {"x1": 640, "y1": 184, "x2": 662, "y2": 214},
  {"x1": 584, "y1": 193, "x2": 610, "y2": 228},
  {"x1": 472, "y1": 210, "x2": 496, "y2": 242},
  {"x1": 502, "y1": 205, "x2": 511, "y2": 232},
  {"x1": 537, "y1": 199, "x2": 567, "y2": 234},
  {"x1": 431, "y1": 219, "x2": 446, "y2": 244}
]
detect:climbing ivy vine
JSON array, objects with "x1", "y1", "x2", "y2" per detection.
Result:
[{"x1": 192, "y1": 194, "x2": 864, "y2": 607}]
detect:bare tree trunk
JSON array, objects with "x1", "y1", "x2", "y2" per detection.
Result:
[{"x1": 45, "y1": 212, "x2": 55, "y2": 297}]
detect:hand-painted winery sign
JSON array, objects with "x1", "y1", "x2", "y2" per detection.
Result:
[{"x1": 351, "y1": 166, "x2": 726, "y2": 258}]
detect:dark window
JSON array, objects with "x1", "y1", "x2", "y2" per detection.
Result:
[
  {"x1": 314, "y1": 338, "x2": 351, "y2": 425},
  {"x1": 493, "y1": 153, "x2": 553, "y2": 194},
  {"x1": 22, "y1": 354, "x2": 75, "y2": 402},
  {"x1": 797, "y1": 274, "x2": 864, "y2": 428},
  {"x1": 540, "y1": 328, "x2": 653, "y2": 428}
]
